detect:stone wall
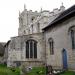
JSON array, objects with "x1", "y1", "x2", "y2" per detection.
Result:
[
  {"x1": 45, "y1": 16, "x2": 75, "y2": 70},
  {"x1": 7, "y1": 33, "x2": 46, "y2": 67}
]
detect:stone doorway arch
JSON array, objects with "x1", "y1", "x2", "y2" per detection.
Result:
[{"x1": 62, "y1": 48, "x2": 68, "y2": 69}]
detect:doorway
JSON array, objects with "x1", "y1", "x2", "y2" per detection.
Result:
[{"x1": 62, "y1": 49, "x2": 68, "y2": 69}]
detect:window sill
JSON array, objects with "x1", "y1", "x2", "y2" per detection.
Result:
[{"x1": 25, "y1": 58, "x2": 42, "y2": 62}]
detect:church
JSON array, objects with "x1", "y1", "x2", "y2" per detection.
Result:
[{"x1": 5, "y1": 4, "x2": 75, "y2": 70}]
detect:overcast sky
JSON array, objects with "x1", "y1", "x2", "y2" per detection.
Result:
[{"x1": 0, "y1": 0, "x2": 75, "y2": 42}]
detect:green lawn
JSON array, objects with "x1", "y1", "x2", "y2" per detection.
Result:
[
  {"x1": 26, "y1": 66, "x2": 46, "y2": 75},
  {"x1": 26, "y1": 66, "x2": 75, "y2": 75},
  {"x1": 60, "y1": 71, "x2": 75, "y2": 75},
  {"x1": 0, "y1": 64, "x2": 75, "y2": 75},
  {"x1": 0, "y1": 64, "x2": 20, "y2": 75}
]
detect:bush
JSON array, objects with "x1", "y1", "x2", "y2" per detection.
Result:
[{"x1": 10, "y1": 68, "x2": 16, "y2": 72}]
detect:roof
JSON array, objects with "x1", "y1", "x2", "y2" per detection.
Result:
[
  {"x1": 43, "y1": 5, "x2": 75, "y2": 31},
  {"x1": 0, "y1": 42, "x2": 6, "y2": 46},
  {"x1": 4, "y1": 40, "x2": 11, "y2": 47},
  {"x1": 0, "y1": 43, "x2": 5, "y2": 56}
]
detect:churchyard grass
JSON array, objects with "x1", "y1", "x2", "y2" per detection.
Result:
[
  {"x1": 26, "y1": 66, "x2": 46, "y2": 75},
  {"x1": 0, "y1": 64, "x2": 75, "y2": 75},
  {"x1": 60, "y1": 71, "x2": 75, "y2": 75},
  {"x1": 0, "y1": 64, "x2": 20, "y2": 75},
  {"x1": 26, "y1": 66, "x2": 75, "y2": 75}
]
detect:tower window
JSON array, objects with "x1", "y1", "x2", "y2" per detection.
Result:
[
  {"x1": 31, "y1": 24, "x2": 33, "y2": 33},
  {"x1": 37, "y1": 23, "x2": 40, "y2": 32}
]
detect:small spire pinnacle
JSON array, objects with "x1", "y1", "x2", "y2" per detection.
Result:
[
  {"x1": 24, "y1": 4, "x2": 26, "y2": 10},
  {"x1": 60, "y1": 2, "x2": 65, "y2": 11},
  {"x1": 61, "y1": 2, "x2": 63, "y2": 6},
  {"x1": 41, "y1": 7, "x2": 42, "y2": 12},
  {"x1": 19, "y1": 10, "x2": 20, "y2": 16}
]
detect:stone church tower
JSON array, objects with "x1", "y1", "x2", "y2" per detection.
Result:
[
  {"x1": 18, "y1": 4, "x2": 65, "y2": 36},
  {"x1": 18, "y1": 5, "x2": 40, "y2": 35}
]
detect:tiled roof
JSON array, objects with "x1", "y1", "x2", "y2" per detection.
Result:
[{"x1": 0, "y1": 43, "x2": 5, "y2": 56}]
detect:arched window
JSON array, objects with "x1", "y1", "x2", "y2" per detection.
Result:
[
  {"x1": 37, "y1": 22, "x2": 40, "y2": 32},
  {"x1": 69, "y1": 26, "x2": 75, "y2": 49},
  {"x1": 48, "y1": 38, "x2": 54, "y2": 55},
  {"x1": 26, "y1": 40, "x2": 37, "y2": 58},
  {"x1": 31, "y1": 24, "x2": 33, "y2": 33}
]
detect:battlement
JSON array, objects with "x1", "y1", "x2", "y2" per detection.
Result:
[
  {"x1": 19, "y1": 4, "x2": 65, "y2": 18},
  {"x1": 19, "y1": 7, "x2": 39, "y2": 17},
  {"x1": 41, "y1": 5, "x2": 65, "y2": 17}
]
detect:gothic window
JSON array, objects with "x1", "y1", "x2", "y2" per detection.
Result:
[
  {"x1": 31, "y1": 24, "x2": 33, "y2": 33},
  {"x1": 37, "y1": 23, "x2": 40, "y2": 32},
  {"x1": 69, "y1": 26, "x2": 75, "y2": 49},
  {"x1": 26, "y1": 40, "x2": 37, "y2": 58},
  {"x1": 48, "y1": 38, "x2": 54, "y2": 55},
  {"x1": 26, "y1": 41, "x2": 29, "y2": 58},
  {"x1": 71, "y1": 30, "x2": 75, "y2": 49}
]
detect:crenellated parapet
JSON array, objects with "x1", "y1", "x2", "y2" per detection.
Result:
[{"x1": 41, "y1": 5, "x2": 65, "y2": 17}]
